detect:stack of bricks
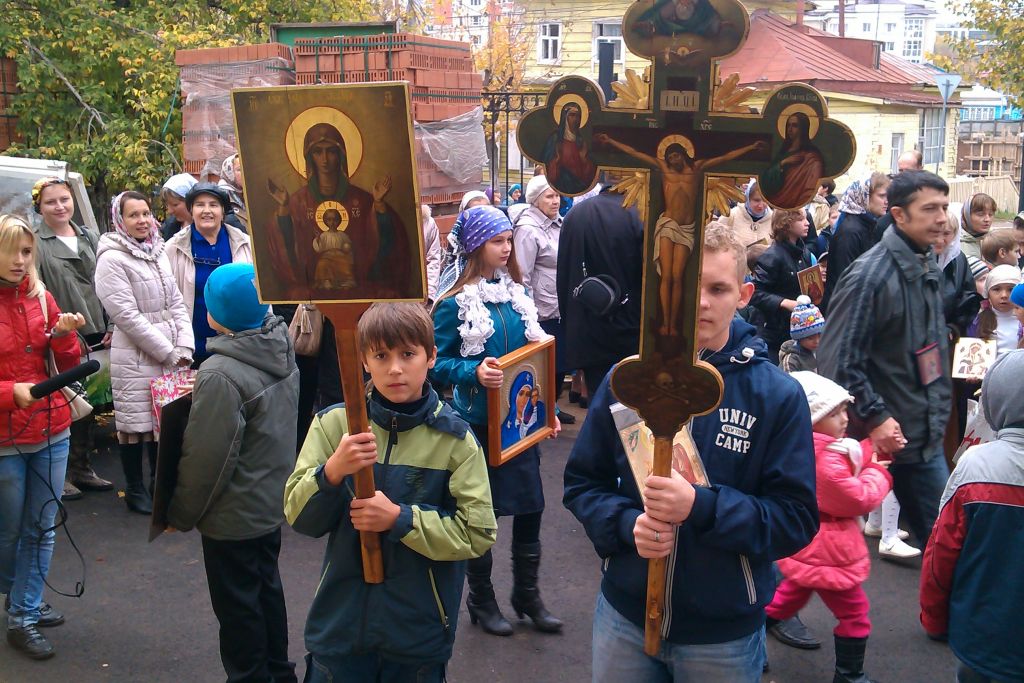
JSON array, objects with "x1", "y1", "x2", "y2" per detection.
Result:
[
  {"x1": 293, "y1": 33, "x2": 484, "y2": 206},
  {"x1": 0, "y1": 57, "x2": 19, "y2": 150},
  {"x1": 175, "y1": 44, "x2": 295, "y2": 176},
  {"x1": 293, "y1": 33, "x2": 482, "y2": 123}
]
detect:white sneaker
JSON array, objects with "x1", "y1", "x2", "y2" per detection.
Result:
[
  {"x1": 864, "y1": 521, "x2": 909, "y2": 540},
  {"x1": 879, "y1": 538, "x2": 921, "y2": 561}
]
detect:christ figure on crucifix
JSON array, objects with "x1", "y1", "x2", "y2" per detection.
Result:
[{"x1": 595, "y1": 132, "x2": 767, "y2": 338}]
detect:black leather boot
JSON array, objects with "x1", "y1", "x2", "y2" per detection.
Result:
[
  {"x1": 767, "y1": 615, "x2": 822, "y2": 649},
  {"x1": 7, "y1": 624, "x2": 54, "y2": 659},
  {"x1": 147, "y1": 442, "x2": 158, "y2": 497},
  {"x1": 833, "y1": 635, "x2": 878, "y2": 683},
  {"x1": 119, "y1": 444, "x2": 152, "y2": 515},
  {"x1": 466, "y1": 550, "x2": 512, "y2": 636},
  {"x1": 510, "y1": 541, "x2": 562, "y2": 633}
]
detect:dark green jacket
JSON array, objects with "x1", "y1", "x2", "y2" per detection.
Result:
[
  {"x1": 284, "y1": 389, "x2": 495, "y2": 663},
  {"x1": 168, "y1": 315, "x2": 298, "y2": 539},
  {"x1": 33, "y1": 220, "x2": 107, "y2": 337},
  {"x1": 819, "y1": 227, "x2": 951, "y2": 464}
]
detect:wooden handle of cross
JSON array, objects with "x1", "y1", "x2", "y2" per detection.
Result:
[
  {"x1": 644, "y1": 436, "x2": 674, "y2": 656},
  {"x1": 323, "y1": 304, "x2": 385, "y2": 584}
]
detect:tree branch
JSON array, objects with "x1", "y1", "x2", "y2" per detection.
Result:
[{"x1": 23, "y1": 39, "x2": 107, "y2": 131}]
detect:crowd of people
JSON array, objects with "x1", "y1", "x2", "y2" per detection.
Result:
[{"x1": 1, "y1": 150, "x2": 1023, "y2": 683}]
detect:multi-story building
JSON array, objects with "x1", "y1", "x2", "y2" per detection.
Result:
[{"x1": 804, "y1": 0, "x2": 938, "y2": 63}]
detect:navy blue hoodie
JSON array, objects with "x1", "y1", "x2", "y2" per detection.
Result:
[{"x1": 563, "y1": 318, "x2": 818, "y2": 645}]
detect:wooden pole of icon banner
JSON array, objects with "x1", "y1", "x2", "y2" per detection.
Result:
[
  {"x1": 320, "y1": 303, "x2": 384, "y2": 584},
  {"x1": 644, "y1": 437, "x2": 673, "y2": 654}
]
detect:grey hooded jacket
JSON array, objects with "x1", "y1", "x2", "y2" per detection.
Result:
[
  {"x1": 818, "y1": 226, "x2": 951, "y2": 464},
  {"x1": 168, "y1": 315, "x2": 299, "y2": 540}
]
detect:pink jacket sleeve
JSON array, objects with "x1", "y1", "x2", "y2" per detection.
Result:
[{"x1": 816, "y1": 444, "x2": 893, "y2": 519}]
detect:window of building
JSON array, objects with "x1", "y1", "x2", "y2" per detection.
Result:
[
  {"x1": 538, "y1": 23, "x2": 561, "y2": 64},
  {"x1": 472, "y1": 15, "x2": 482, "y2": 26},
  {"x1": 890, "y1": 133, "x2": 905, "y2": 173},
  {"x1": 593, "y1": 21, "x2": 625, "y2": 64},
  {"x1": 920, "y1": 108, "x2": 944, "y2": 165},
  {"x1": 884, "y1": 41, "x2": 895, "y2": 51},
  {"x1": 886, "y1": 22, "x2": 897, "y2": 32},
  {"x1": 862, "y1": 22, "x2": 872, "y2": 32},
  {"x1": 470, "y1": 0, "x2": 481, "y2": 5},
  {"x1": 471, "y1": 35, "x2": 481, "y2": 45},
  {"x1": 961, "y1": 106, "x2": 996, "y2": 121},
  {"x1": 903, "y1": 39, "x2": 923, "y2": 62}
]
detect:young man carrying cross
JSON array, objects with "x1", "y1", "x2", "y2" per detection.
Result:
[{"x1": 564, "y1": 222, "x2": 818, "y2": 682}]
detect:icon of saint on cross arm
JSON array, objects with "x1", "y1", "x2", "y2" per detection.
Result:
[{"x1": 594, "y1": 131, "x2": 767, "y2": 339}]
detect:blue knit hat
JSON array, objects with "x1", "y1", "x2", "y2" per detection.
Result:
[
  {"x1": 204, "y1": 263, "x2": 268, "y2": 333},
  {"x1": 790, "y1": 295, "x2": 825, "y2": 340},
  {"x1": 1012, "y1": 282, "x2": 1024, "y2": 308}
]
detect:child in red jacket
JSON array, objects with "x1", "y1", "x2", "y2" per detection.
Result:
[{"x1": 766, "y1": 372, "x2": 892, "y2": 683}]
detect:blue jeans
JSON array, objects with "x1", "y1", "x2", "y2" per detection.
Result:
[
  {"x1": 890, "y1": 452, "x2": 950, "y2": 546},
  {"x1": 592, "y1": 593, "x2": 765, "y2": 683},
  {"x1": 0, "y1": 437, "x2": 69, "y2": 628},
  {"x1": 957, "y1": 660, "x2": 1009, "y2": 683},
  {"x1": 304, "y1": 653, "x2": 445, "y2": 683}
]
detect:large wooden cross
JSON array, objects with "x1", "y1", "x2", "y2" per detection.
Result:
[{"x1": 518, "y1": 0, "x2": 855, "y2": 655}]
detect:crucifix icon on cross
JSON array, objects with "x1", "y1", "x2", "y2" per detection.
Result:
[{"x1": 517, "y1": 0, "x2": 855, "y2": 654}]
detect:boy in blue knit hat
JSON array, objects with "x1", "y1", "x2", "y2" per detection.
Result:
[
  {"x1": 168, "y1": 262, "x2": 301, "y2": 683},
  {"x1": 779, "y1": 295, "x2": 825, "y2": 373}
]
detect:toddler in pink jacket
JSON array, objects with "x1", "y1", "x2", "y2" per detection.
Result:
[{"x1": 766, "y1": 372, "x2": 892, "y2": 683}]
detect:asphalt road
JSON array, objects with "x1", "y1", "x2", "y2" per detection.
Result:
[{"x1": 0, "y1": 401, "x2": 954, "y2": 682}]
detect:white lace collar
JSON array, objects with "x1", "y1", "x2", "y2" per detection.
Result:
[{"x1": 454, "y1": 272, "x2": 547, "y2": 357}]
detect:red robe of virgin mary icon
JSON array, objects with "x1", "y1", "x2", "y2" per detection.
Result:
[{"x1": 267, "y1": 122, "x2": 409, "y2": 299}]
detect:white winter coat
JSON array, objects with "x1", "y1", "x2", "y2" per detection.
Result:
[
  {"x1": 164, "y1": 224, "x2": 252, "y2": 320},
  {"x1": 95, "y1": 234, "x2": 195, "y2": 434},
  {"x1": 726, "y1": 204, "x2": 773, "y2": 248}
]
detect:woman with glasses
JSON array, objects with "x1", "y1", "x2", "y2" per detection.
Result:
[{"x1": 165, "y1": 183, "x2": 251, "y2": 366}]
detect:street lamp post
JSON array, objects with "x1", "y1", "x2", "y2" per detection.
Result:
[{"x1": 934, "y1": 73, "x2": 962, "y2": 176}]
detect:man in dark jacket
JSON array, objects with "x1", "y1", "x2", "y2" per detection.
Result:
[
  {"x1": 564, "y1": 224, "x2": 818, "y2": 681},
  {"x1": 556, "y1": 186, "x2": 643, "y2": 397},
  {"x1": 168, "y1": 263, "x2": 301, "y2": 683},
  {"x1": 818, "y1": 170, "x2": 952, "y2": 548}
]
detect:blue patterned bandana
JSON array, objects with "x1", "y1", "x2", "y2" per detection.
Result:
[{"x1": 460, "y1": 205, "x2": 512, "y2": 254}]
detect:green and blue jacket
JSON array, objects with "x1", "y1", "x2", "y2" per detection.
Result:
[{"x1": 284, "y1": 386, "x2": 496, "y2": 663}]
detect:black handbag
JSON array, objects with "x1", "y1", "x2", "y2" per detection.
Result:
[{"x1": 573, "y1": 273, "x2": 623, "y2": 316}]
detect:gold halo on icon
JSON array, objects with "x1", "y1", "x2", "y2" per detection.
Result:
[
  {"x1": 777, "y1": 104, "x2": 820, "y2": 139},
  {"x1": 657, "y1": 134, "x2": 695, "y2": 160},
  {"x1": 284, "y1": 106, "x2": 364, "y2": 179},
  {"x1": 552, "y1": 94, "x2": 590, "y2": 128},
  {"x1": 315, "y1": 201, "x2": 350, "y2": 232}
]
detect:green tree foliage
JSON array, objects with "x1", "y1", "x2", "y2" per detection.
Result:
[
  {"x1": 935, "y1": 0, "x2": 1024, "y2": 107},
  {"x1": 0, "y1": 0, "x2": 378, "y2": 222}
]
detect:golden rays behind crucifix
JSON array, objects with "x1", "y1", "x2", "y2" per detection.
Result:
[
  {"x1": 609, "y1": 68, "x2": 652, "y2": 110},
  {"x1": 712, "y1": 73, "x2": 757, "y2": 113}
]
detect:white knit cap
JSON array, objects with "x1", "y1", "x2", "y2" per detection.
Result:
[
  {"x1": 459, "y1": 190, "x2": 488, "y2": 213},
  {"x1": 984, "y1": 264, "x2": 1022, "y2": 298},
  {"x1": 525, "y1": 174, "x2": 552, "y2": 206},
  {"x1": 790, "y1": 371, "x2": 854, "y2": 424}
]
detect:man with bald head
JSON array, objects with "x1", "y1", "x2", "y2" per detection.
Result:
[
  {"x1": 874, "y1": 149, "x2": 926, "y2": 243},
  {"x1": 897, "y1": 150, "x2": 924, "y2": 173}
]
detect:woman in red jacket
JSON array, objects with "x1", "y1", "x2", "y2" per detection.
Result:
[{"x1": 0, "y1": 214, "x2": 86, "y2": 661}]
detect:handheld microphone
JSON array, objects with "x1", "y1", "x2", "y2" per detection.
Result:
[{"x1": 30, "y1": 360, "x2": 101, "y2": 399}]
